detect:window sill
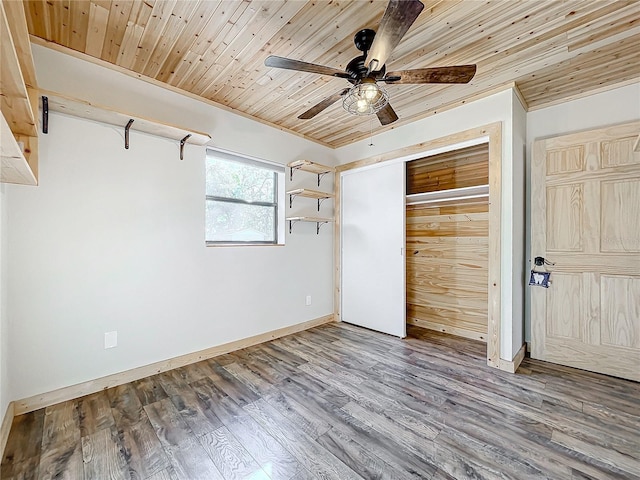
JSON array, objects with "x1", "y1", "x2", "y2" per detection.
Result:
[{"x1": 205, "y1": 243, "x2": 285, "y2": 248}]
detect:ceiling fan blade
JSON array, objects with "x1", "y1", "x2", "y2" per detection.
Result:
[
  {"x1": 265, "y1": 55, "x2": 349, "y2": 78},
  {"x1": 365, "y1": 0, "x2": 424, "y2": 72},
  {"x1": 384, "y1": 65, "x2": 477, "y2": 84},
  {"x1": 299, "y1": 89, "x2": 350, "y2": 120},
  {"x1": 376, "y1": 102, "x2": 399, "y2": 126}
]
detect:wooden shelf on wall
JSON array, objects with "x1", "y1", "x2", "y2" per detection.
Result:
[
  {"x1": 286, "y1": 188, "x2": 334, "y2": 210},
  {"x1": 42, "y1": 90, "x2": 212, "y2": 147},
  {"x1": 287, "y1": 160, "x2": 334, "y2": 185},
  {"x1": 0, "y1": 2, "x2": 37, "y2": 138},
  {"x1": 286, "y1": 216, "x2": 333, "y2": 234},
  {"x1": 1, "y1": 112, "x2": 37, "y2": 185},
  {"x1": 1, "y1": 0, "x2": 39, "y2": 185},
  {"x1": 288, "y1": 160, "x2": 334, "y2": 175}
]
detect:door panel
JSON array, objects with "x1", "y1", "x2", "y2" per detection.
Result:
[
  {"x1": 600, "y1": 179, "x2": 640, "y2": 252},
  {"x1": 531, "y1": 121, "x2": 640, "y2": 381},
  {"x1": 341, "y1": 162, "x2": 405, "y2": 338},
  {"x1": 600, "y1": 275, "x2": 640, "y2": 349}
]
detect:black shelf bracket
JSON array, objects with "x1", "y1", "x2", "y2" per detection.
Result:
[
  {"x1": 317, "y1": 197, "x2": 329, "y2": 211},
  {"x1": 289, "y1": 165, "x2": 330, "y2": 186},
  {"x1": 288, "y1": 219, "x2": 329, "y2": 235},
  {"x1": 316, "y1": 172, "x2": 330, "y2": 186},
  {"x1": 180, "y1": 134, "x2": 191, "y2": 160},
  {"x1": 42, "y1": 96, "x2": 49, "y2": 134},
  {"x1": 288, "y1": 194, "x2": 329, "y2": 210},
  {"x1": 316, "y1": 220, "x2": 329, "y2": 234},
  {"x1": 124, "y1": 119, "x2": 134, "y2": 149}
]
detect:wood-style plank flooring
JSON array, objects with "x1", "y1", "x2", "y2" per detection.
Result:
[{"x1": 2, "y1": 323, "x2": 640, "y2": 479}]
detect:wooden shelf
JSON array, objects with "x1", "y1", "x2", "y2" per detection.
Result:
[
  {"x1": 0, "y1": 1, "x2": 37, "y2": 138},
  {"x1": 42, "y1": 90, "x2": 212, "y2": 146},
  {"x1": 286, "y1": 216, "x2": 333, "y2": 234},
  {"x1": 286, "y1": 161, "x2": 334, "y2": 230},
  {"x1": 406, "y1": 184, "x2": 489, "y2": 206},
  {"x1": 286, "y1": 188, "x2": 334, "y2": 199},
  {"x1": 288, "y1": 160, "x2": 334, "y2": 175},
  {"x1": 287, "y1": 160, "x2": 334, "y2": 185},
  {"x1": 1, "y1": 0, "x2": 38, "y2": 185},
  {"x1": 286, "y1": 188, "x2": 334, "y2": 210},
  {"x1": 1, "y1": 111, "x2": 37, "y2": 185}
]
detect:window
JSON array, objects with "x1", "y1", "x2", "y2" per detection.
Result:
[{"x1": 205, "y1": 149, "x2": 285, "y2": 245}]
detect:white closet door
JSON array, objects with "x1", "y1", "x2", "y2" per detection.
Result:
[{"x1": 341, "y1": 161, "x2": 406, "y2": 338}]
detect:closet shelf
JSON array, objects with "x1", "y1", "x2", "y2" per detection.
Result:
[
  {"x1": 41, "y1": 90, "x2": 212, "y2": 146},
  {"x1": 406, "y1": 184, "x2": 489, "y2": 206},
  {"x1": 286, "y1": 188, "x2": 334, "y2": 210},
  {"x1": 286, "y1": 216, "x2": 333, "y2": 234},
  {"x1": 287, "y1": 159, "x2": 334, "y2": 185}
]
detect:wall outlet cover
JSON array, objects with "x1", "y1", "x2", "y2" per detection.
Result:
[
  {"x1": 305, "y1": 295, "x2": 312, "y2": 306},
  {"x1": 104, "y1": 331, "x2": 118, "y2": 349}
]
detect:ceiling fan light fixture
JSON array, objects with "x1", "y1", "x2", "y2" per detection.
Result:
[{"x1": 343, "y1": 80, "x2": 389, "y2": 116}]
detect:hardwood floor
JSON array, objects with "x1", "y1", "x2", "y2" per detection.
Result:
[{"x1": 2, "y1": 322, "x2": 639, "y2": 479}]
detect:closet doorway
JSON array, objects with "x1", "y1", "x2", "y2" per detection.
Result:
[
  {"x1": 405, "y1": 144, "x2": 490, "y2": 342},
  {"x1": 335, "y1": 123, "x2": 505, "y2": 370}
]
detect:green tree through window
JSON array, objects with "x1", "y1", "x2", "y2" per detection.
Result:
[{"x1": 206, "y1": 150, "x2": 284, "y2": 244}]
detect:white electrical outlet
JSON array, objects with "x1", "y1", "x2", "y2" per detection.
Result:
[
  {"x1": 305, "y1": 295, "x2": 312, "y2": 306},
  {"x1": 104, "y1": 331, "x2": 118, "y2": 349}
]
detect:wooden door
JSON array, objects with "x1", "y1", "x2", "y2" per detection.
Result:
[
  {"x1": 341, "y1": 162, "x2": 406, "y2": 338},
  {"x1": 531, "y1": 121, "x2": 640, "y2": 381}
]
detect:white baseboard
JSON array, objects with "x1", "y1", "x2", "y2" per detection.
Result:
[
  {"x1": 0, "y1": 401, "x2": 15, "y2": 460},
  {"x1": 15, "y1": 315, "x2": 334, "y2": 415}
]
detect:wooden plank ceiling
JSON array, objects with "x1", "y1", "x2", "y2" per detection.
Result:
[{"x1": 23, "y1": 0, "x2": 640, "y2": 148}]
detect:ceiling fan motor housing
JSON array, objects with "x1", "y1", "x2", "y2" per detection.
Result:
[
  {"x1": 354, "y1": 29, "x2": 376, "y2": 52},
  {"x1": 348, "y1": 29, "x2": 386, "y2": 83}
]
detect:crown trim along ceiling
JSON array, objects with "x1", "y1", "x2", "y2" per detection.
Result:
[{"x1": 24, "y1": 0, "x2": 640, "y2": 148}]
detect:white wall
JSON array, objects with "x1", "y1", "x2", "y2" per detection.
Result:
[
  {"x1": 526, "y1": 83, "x2": 640, "y2": 143},
  {"x1": 523, "y1": 82, "x2": 640, "y2": 342},
  {"x1": 0, "y1": 184, "x2": 10, "y2": 419},
  {"x1": 6, "y1": 46, "x2": 336, "y2": 401},
  {"x1": 335, "y1": 88, "x2": 524, "y2": 360}
]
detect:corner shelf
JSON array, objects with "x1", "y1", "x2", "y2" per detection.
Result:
[
  {"x1": 286, "y1": 188, "x2": 334, "y2": 210},
  {"x1": 286, "y1": 216, "x2": 333, "y2": 234},
  {"x1": 287, "y1": 160, "x2": 334, "y2": 186}
]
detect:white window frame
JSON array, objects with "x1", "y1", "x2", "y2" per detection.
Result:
[{"x1": 206, "y1": 148, "x2": 285, "y2": 246}]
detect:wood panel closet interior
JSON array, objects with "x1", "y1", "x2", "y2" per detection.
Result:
[{"x1": 406, "y1": 143, "x2": 490, "y2": 342}]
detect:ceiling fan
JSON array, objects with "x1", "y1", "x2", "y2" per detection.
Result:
[{"x1": 264, "y1": 0, "x2": 476, "y2": 125}]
